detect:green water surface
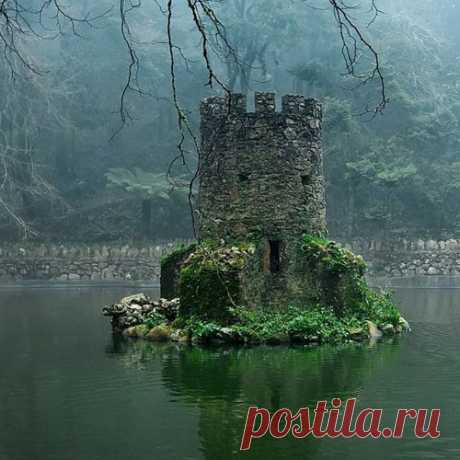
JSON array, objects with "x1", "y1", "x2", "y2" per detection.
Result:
[{"x1": 0, "y1": 281, "x2": 457, "y2": 459}]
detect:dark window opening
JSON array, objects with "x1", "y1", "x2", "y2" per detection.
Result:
[
  {"x1": 269, "y1": 240, "x2": 281, "y2": 273},
  {"x1": 239, "y1": 173, "x2": 249, "y2": 182},
  {"x1": 301, "y1": 175, "x2": 311, "y2": 186}
]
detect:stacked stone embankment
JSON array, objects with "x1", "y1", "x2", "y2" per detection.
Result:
[
  {"x1": 0, "y1": 242, "x2": 191, "y2": 281},
  {"x1": 344, "y1": 239, "x2": 460, "y2": 277},
  {"x1": 1, "y1": 238, "x2": 460, "y2": 281}
]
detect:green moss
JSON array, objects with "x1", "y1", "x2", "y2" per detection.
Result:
[
  {"x1": 178, "y1": 242, "x2": 254, "y2": 321},
  {"x1": 299, "y1": 234, "x2": 369, "y2": 314},
  {"x1": 301, "y1": 234, "x2": 366, "y2": 277},
  {"x1": 160, "y1": 242, "x2": 197, "y2": 267},
  {"x1": 146, "y1": 324, "x2": 172, "y2": 342},
  {"x1": 160, "y1": 242, "x2": 197, "y2": 300},
  {"x1": 131, "y1": 324, "x2": 150, "y2": 337}
]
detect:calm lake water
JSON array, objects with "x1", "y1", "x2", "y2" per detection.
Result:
[{"x1": 0, "y1": 280, "x2": 459, "y2": 459}]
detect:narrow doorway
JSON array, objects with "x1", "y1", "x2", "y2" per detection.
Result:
[{"x1": 269, "y1": 240, "x2": 281, "y2": 273}]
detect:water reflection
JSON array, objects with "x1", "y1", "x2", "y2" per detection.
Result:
[
  {"x1": 1, "y1": 282, "x2": 458, "y2": 460},
  {"x1": 107, "y1": 336, "x2": 401, "y2": 459}
]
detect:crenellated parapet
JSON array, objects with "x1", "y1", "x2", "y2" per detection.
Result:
[{"x1": 200, "y1": 92, "x2": 322, "y2": 118}]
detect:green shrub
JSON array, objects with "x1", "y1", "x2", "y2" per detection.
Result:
[
  {"x1": 181, "y1": 289, "x2": 401, "y2": 344},
  {"x1": 363, "y1": 288, "x2": 401, "y2": 326},
  {"x1": 183, "y1": 317, "x2": 221, "y2": 341},
  {"x1": 144, "y1": 311, "x2": 167, "y2": 329},
  {"x1": 301, "y1": 234, "x2": 366, "y2": 276}
]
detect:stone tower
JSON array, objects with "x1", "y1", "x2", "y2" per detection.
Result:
[
  {"x1": 161, "y1": 92, "x2": 367, "y2": 313},
  {"x1": 198, "y1": 92, "x2": 326, "y2": 242},
  {"x1": 196, "y1": 92, "x2": 327, "y2": 308}
]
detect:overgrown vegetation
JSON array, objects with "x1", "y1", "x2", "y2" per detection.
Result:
[
  {"x1": 151, "y1": 236, "x2": 406, "y2": 346},
  {"x1": 144, "y1": 311, "x2": 167, "y2": 329},
  {"x1": 301, "y1": 234, "x2": 366, "y2": 276},
  {"x1": 160, "y1": 242, "x2": 197, "y2": 267},
  {"x1": 178, "y1": 242, "x2": 255, "y2": 321},
  {"x1": 178, "y1": 294, "x2": 402, "y2": 345}
]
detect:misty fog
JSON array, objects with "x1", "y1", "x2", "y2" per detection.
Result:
[{"x1": 1, "y1": 0, "x2": 459, "y2": 242}]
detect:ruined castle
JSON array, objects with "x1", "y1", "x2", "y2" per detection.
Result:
[
  {"x1": 189, "y1": 92, "x2": 328, "y2": 308},
  {"x1": 111, "y1": 92, "x2": 401, "y2": 338}
]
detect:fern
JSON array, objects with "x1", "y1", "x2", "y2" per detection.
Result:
[{"x1": 105, "y1": 168, "x2": 186, "y2": 199}]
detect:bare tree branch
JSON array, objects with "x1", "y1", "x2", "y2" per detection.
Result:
[
  {"x1": 0, "y1": 1, "x2": 110, "y2": 76},
  {"x1": 328, "y1": 0, "x2": 388, "y2": 115}
]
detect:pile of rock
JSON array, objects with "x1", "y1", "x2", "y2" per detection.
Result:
[
  {"x1": 102, "y1": 293, "x2": 179, "y2": 332},
  {"x1": 348, "y1": 317, "x2": 411, "y2": 342}
]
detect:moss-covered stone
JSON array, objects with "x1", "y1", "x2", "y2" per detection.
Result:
[
  {"x1": 178, "y1": 242, "x2": 254, "y2": 322},
  {"x1": 155, "y1": 235, "x2": 405, "y2": 345},
  {"x1": 299, "y1": 235, "x2": 367, "y2": 314},
  {"x1": 160, "y1": 243, "x2": 196, "y2": 300},
  {"x1": 123, "y1": 324, "x2": 150, "y2": 338},
  {"x1": 146, "y1": 324, "x2": 172, "y2": 342}
]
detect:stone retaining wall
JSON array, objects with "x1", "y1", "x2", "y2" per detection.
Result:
[
  {"x1": 0, "y1": 242, "x2": 191, "y2": 281},
  {"x1": 343, "y1": 239, "x2": 460, "y2": 277},
  {"x1": 1, "y1": 239, "x2": 460, "y2": 281}
]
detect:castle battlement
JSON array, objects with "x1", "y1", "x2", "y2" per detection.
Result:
[{"x1": 200, "y1": 92, "x2": 322, "y2": 118}]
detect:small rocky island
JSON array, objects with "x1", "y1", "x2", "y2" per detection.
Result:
[{"x1": 103, "y1": 93, "x2": 410, "y2": 345}]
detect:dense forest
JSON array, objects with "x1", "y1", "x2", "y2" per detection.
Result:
[{"x1": 1, "y1": 0, "x2": 460, "y2": 242}]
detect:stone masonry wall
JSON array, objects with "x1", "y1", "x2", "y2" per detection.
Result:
[
  {"x1": 344, "y1": 239, "x2": 460, "y2": 277},
  {"x1": 2, "y1": 239, "x2": 460, "y2": 282},
  {"x1": 198, "y1": 92, "x2": 327, "y2": 241},
  {"x1": 0, "y1": 242, "x2": 191, "y2": 282},
  {"x1": 198, "y1": 92, "x2": 328, "y2": 308}
]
